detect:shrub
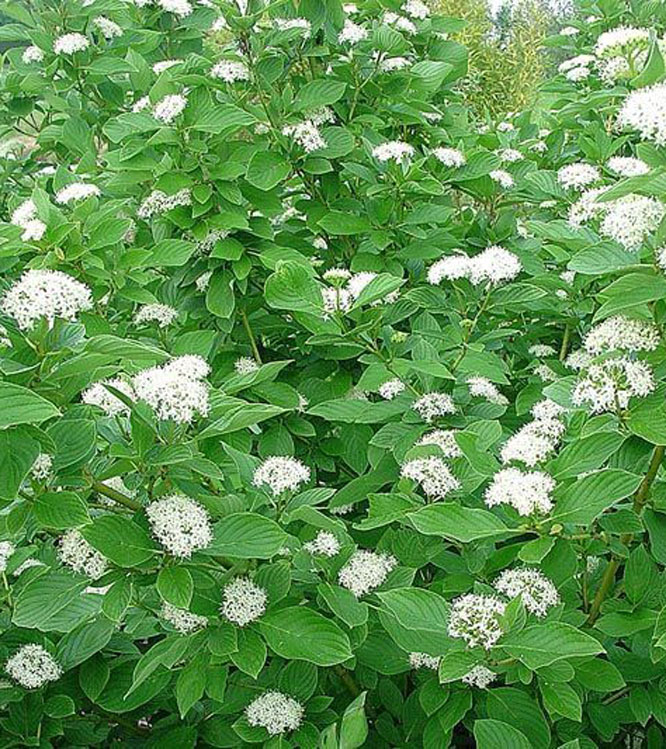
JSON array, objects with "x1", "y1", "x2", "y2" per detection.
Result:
[{"x1": 1, "y1": 0, "x2": 666, "y2": 746}]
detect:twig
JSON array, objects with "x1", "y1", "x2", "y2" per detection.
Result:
[
  {"x1": 241, "y1": 310, "x2": 262, "y2": 364},
  {"x1": 91, "y1": 481, "x2": 141, "y2": 511}
]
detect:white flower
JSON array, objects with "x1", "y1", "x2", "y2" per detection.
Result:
[
  {"x1": 497, "y1": 121, "x2": 515, "y2": 132},
  {"x1": 313, "y1": 236, "x2": 328, "y2": 251},
  {"x1": 53, "y1": 33, "x2": 90, "y2": 55},
  {"x1": 153, "y1": 94, "x2": 187, "y2": 124},
  {"x1": 2, "y1": 269, "x2": 92, "y2": 330},
  {"x1": 303, "y1": 530, "x2": 341, "y2": 557},
  {"x1": 211, "y1": 60, "x2": 250, "y2": 82},
  {"x1": 559, "y1": 26, "x2": 579, "y2": 36},
  {"x1": 500, "y1": 419, "x2": 563, "y2": 466},
  {"x1": 0, "y1": 541, "x2": 15, "y2": 573},
  {"x1": 338, "y1": 19, "x2": 368, "y2": 44},
  {"x1": 595, "y1": 26, "x2": 650, "y2": 58},
  {"x1": 379, "y1": 56, "x2": 412, "y2": 72},
  {"x1": 372, "y1": 141, "x2": 415, "y2": 164},
  {"x1": 146, "y1": 494, "x2": 212, "y2": 557},
  {"x1": 607, "y1": 156, "x2": 649, "y2": 177},
  {"x1": 567, "y1": 186, "x2": 609, "y2": 227},
  {"x1": 416, "y1": 429, "x2": 462, "y2": 458},
  {"x1": 531, "y1": 398, "x2": 565, "y2": 421},
  {"x1": 535, "y1": 363, "x2": 558, "y2": 382},
  {"x1": 234, "y1": 356, "x2": 259, "y2": 375},
  {"x1": 83, "y1": 377, "x2": 135, "y2": 416},
  {"x1": 409, "y1": 652, "x2": 440, "y2": 669},
  {"x1": 338, "y1": 550, "x2": 397, "y2": 597},
  {"x1": 221, "y1": 577, "x2": 267, "y2": 626},
  {"x1": 467, "y1": 376, "x2": 508, "y2": 406},
  {"x1": 55, "y1": 182, "x2": 100, "y2": 204},
  {"x1": 485, "y1": 467, "x2": 555, "y2": 516},
  {"x1": 403, "y1": 0, "x2": 429, "y2": 19},
  {"x1": 30, "y1": 454, "x2": 53, "y2": 481},
  {"x1": 252, "y1": 456, "x2": 310, "y2": 496},
  {"x1": 11, "y1": 199, "x2": 37, "y2": 227},
  {"x1": 489, "y1": 170, "x2": 514, "y2": 188},
  {"x1": 138, "y1": 188, "x2": 192, "y2": 219},
  {"x1": 584, "y1": 315, "x2": 659, "y2": 355},
  {"x1": 282, "y1": 121, "x2": 326, "y2": 152},
  {"x1": 462, "y1": 665, "x2": 497, "y2": 688},
  {"x1": 498, "y1": 148, "x2": 523, "y2": 163},
  {"x1": 494, "y1": 567, "x2": 560, "y2": 617},
  {"x1": 273, "y1": 18, "x2": 311, "y2": 36},
  {"x1": 195, "y1": 271, "x2": 212, "y2": 291},
  {"x1": 617, "y1": 83, "x2": 666, "y2": 146},
  {"x1": 322, "y1": 287, "x2": 353, "y2": 316},
  {"x1": 161, "y1": 602, "x2": 208, "y2": 633},
  {"x1": 378, "y1": 379, "x2": 405, "y2": 400},
  {"x1": 412, "y1": 392, "x2": 456, "y2": 423},
  {"x1": 528, "y1": 344, "x2": 556, "y2": 357},
  {"x1": 401, "y1": 456, "x2": 460, "y2": 499},
  {"x1": 432, "y1": 147, "x2": 466, "y2": 167},
  {"x1": 157, "y1": 0, "x2": 193, "y2": 16},
  {"x1": 572, "y1": 357, "x2": 655, "y2": 413},
  {"x1": 566, "y1": 65, "x2": 591, "y2": 82},
  {"x1": 58, "y1": 529, "x2": 108, "y2": 579},
  {"x1": 5, "y1": 645, "x2": 62, "y2": 689},
  {"x1": 323, "y1": 268, "x2": 352, "y2": 284},
  {"x1": 93, "y1": 16, "x2": 123, "y2": 38},
  {"x1": 134, "y1": 303, "x2": 178, "y2": 328},
  {"x1": 448, "y1": 594, "x2": 506, "y2": 650},
  {"x1": 21, "y1": 219, "x2": 47, "y2": 241},
  {"x1": 557, "y1": 163, "x2": 600, "y2": 190},
  {"x1": 245, "y1": 691, "x2": 304, "y2": 736},
  {"x1": 383, "y1": 12, "x2": 417, "y2": 34},
  {"x1": 427, "y1": 253, "x2": 471, "y2": 284},
  {"x1": 132, "y1": 356, "x2": 210, "y2": 423},
  {"x1": 558, "y1": 54, "x2": 596, "y2": 73},
  {"x1": 470, "y1": 246, "x2": 521, "y2": 285},
  {"x1": 132, "y1": 96, "x2": 151, "y2": 113},
  {"x1": 22, "y1": 46, "x2": 44, "y2": 64},
  {"x1": 599, "y1": 195, "x2": 664, "y2": 252}
]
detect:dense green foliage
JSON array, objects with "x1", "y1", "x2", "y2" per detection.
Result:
[{"x1": 1, "y1": 0, "x2": 666, "y2": 746}]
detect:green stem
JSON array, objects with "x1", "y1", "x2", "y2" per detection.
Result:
[
  {"x1": 559, "y1": 322, "x2": 572, "y2": 362},
  {"x1": 334, "y1": 665, "x2": 361, "y2": 697},
  {"x1": 92, "y1": 481, "x2": 141, "y2": 511},
  {"x1": 241, "y1": 310, "x2": 262, "y2": 364}
]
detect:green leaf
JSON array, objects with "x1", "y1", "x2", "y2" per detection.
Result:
[
  {"x1": 265, "y1": 262, "x2": 323, "y2": 314},
  {"x1": 293, "y1": 80, "x2": 346, "y2": 111},
  {"x1": 245, "y1": 151, "x2": 291, "y2": 190},
  {"x1": 47, "y1": 419, "x2": 96, "y2": 470},
  {"x1": 206, "y1": 270, "x2": 235, "y2": 319},
  {"x1": 157, "y1": 567, "x2": 193, "y2": 608},
  {"x1": 486, "y1": 688, "x2": 551, "y2": 747},
  {"x1": 13, "y1": 572, "x2": 88, "y2": 631},
  {"x1": 176, "y1": 652, "x2": 208, "y2": 718},
  {"x1": 596, "y1": 272, "x2": 666, "y2": 320},
  {"x1": 149, "y1": 239, "x2": 196, "y2": 266},
  {"x1": 0, "y1": 427, "x2": 39, "y2": 499},
  {"x1": 474, "y1": 719, "x2": 531, "y2": 749},
  {"x1": 34, "y1": 491, "x2": 90, "y2": 529},
  {"x1": 552, "y1": 470, "x2": 642, "y2": 525},
  {"x1": 318, "y1": 212, "x2": 371, "y2": 235},
  {"x1": 207, "y1": 513, "x2": 287, "y2": 558},
  {"x1": 501, "y1": 622, "x2": 604, "y2": 669},
  {"x1": 56, "y1": 617, "x2": 115, "y2": 670},
  {"x1": 339, "y1": 692, "x2": 369, "y2": 749},
  {"x1": 82, "y1": 516, "x2": 158, "y2": 567},
  {"x1": 377, "y1": 588, "x2": 449, "y2": 644},
  {"x1": 0, "y1": 382, "x2": 59, "y2": 428},
  {"x1": 408, "y1": 503, "x2": 512, "y2": 542},
  {"x1": 541, "y1": 681, "x2": 583, "y2": 722},
  {"x1": 632, "y1": 34, "x2": 665, "y2": 88}
]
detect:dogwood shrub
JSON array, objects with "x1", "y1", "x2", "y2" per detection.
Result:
[{"x1": 1, "y1": 0, "x2": 666, "y2": 745}]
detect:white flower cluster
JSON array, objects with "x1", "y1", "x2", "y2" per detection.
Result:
[
  {"x1": 529, "y1": 344, "x2": 556, "y2": 357},
  {"x1": 146, "y1": 494, "x2": 212, "y2": 557},
  {"x1": 500, "y1": 400, "x2": 566, "y2": 466},
  {"x1": 245, "y1": 691, "x2": 304, "y2": 736},
  {"x1": 153, "y1": 59, "x2": 184, "y2": 74},
  {"x1": 338, "y1": 19, "x2": 368, "y2": 44},
  {"x1": 53, "y1": 33, "x2": 90, "y2": 55},
  {"x1": 432, "y1": 147, "x2": 466, "y2": 167},
  {"x1": 489, "y1": 169, "x2": 514, "y2": 188},
  {"x1": 378, "y1": 379, "x2": 405, "y2": 400},
  {"x1": 595, "y1": 26, "x2": 650, "y2": 57},
  {"x1": 338, "y1": 550, "x2": 397, "y2": 597},
  {"x1": 467, "y1": 376, "x2": 508, "y2": 406},
  {"x1": 383, "y1": 11, "x2": 417, "y2": 34},
  {"x1": 303, "y1": 530, "x2": 341, "y2": 557},
  {"x1": 22, "y1": 46, "x2": 44, "y2": 64},
  {"x1": 572, "y1": 357, "x2": 655, "y2": 413},
  {"x1": 567, "y1": 186, "x2": 609, "y2": 227},
  {"x1": 30, "y1": 453, "x2": 53, "y2": 481},
  {"x1": 138, "y1": 188, "x2": 192, "y2": 219},
  {"x1": 1, "y1": 269, "x2": 92, "y2": 330},
  {"x1": 252, "y1": 456, "x2": 310, "y2": 496},
  {"x1": 400, "y1": 456, "x2": 460, "y2": 499},
  {"x1": 283, "y1": 120, "x2": 327, "y2": 152},
  {"x1": 221, "y1": 577, "x2": 267, "y2": 626},
  {"x1": 58, "y1": 529, "x2": 108, "y2": 579},
  {"x1": 234, "y1": 356, "x2": 259, "y2": 375},
  {"x1": 133, "y1": 303, "x2": 178, "y2": 327},
  {"x1": 55, "y1": 182, "x2": 101, "y2": 205},
  {"x1": 161, "y1": 602, "x2": 208, "y2": 633},
  {"x1": 617, "y1": 83, "x2": 666, "y2": 146},
  {"x1": 372, "y1": 141, "x2": 415, "y2": 164},
  {"x1": 0, "y1": 541, "x2": 14, "y2": 573},
  {"x1": 409, "y1": 652, "x2": 440, "y2": 670},
  {"x1": 157, "y1": 0, "x2": 193, "y2": 17},
  {"x1": 566, "y1": 349, "x2": 593, "y2": 370},
  {"x1": 412, "y1": 392, "x2": 456, "y2": 423},
  {"x1": 132, "y1": 355, "x2": 210, "y2": 423},
  {"x1": 153, "y1": 94, "x2": 188, "y2": 124},
  {"x1": 428, "y1": 246, "x2": 522, "y2": 286},
  {"x1": 211, "y1": 60, "x2": 250, "y2": 83},
  {"x1": 416, "y1": 429, "x2": 462, "y2": 458},
  {"x1": 498, "y1": 148, "x2": 523, "y2": 163},
  {"x1": 558, "y1": 54, "x2": 595, "y2": 82},
  {"x1": 403, "y1": 0, "x2": 429, "y2": 19},
  {"x1": 321, "y1": 270, "x2": 398, "y2": 317},
  {"x1": 599, "y1": 195, "x2": 664, "y2": 252},
  {"x1": 448, "y1": 594, "x2": 506, "y2": 650},
  {"x1": 379, "y1": 56, "x2": 411, "y2": 72},
  {"x1": 607, "y1": 156, "x2": 649, "y2": 177},
  {"x1": 273, "y1": 18, "x2": 311, "y2": 36},
  {"x1": 10, "y1": 199, "x2": 46, "y2": 241},
  {"x1": 5, "y1": 645, "x2": 62, "y2": 689},
  {"x1": 557, "y1": 163, "x2": 600, "y2": 190},
  {"x1": 93, "y1": 16, "x2": 123, "y2": 38},
  {"x1": 461, "y1": 665, "x2": 497, "y2": 689},
  {"x1": 494, "y1": 567, "x2": 560, "y2": 617},
  {"x1": 584, "y1": 315, "x2": 659, "y2": 355},
  {"x1": 484, "y1": 467, "x2": 555, "y2": 516},
  {"x1": 83, "y1": 377, "x2": 134, "y2": 416}
]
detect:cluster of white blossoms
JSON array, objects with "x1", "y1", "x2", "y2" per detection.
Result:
[
  {"x1": 338, "y1": 18, "x2": 368, "y2": 44},
  {"x1": 252, "y1": 456, "x2": 311, "y2": 496},
  {"x1": 500, "y1": 399, "x2": 566, "y2": 466},
  {"x1": 30, "y1": 453, "x2": 53, "y2": 481},
  {"x1": 146, "y1": 494, "x2": 212, "y2": 557},
  {"x1": 220, "y1": 577, "x2": 267, "y2": 626},
  {"x1": 58, "y1": 529, "x2": 108, "y2": 579},
  {"x1": 245, "y1": 691, "x2": 304, "y2": 736},
  {"x1": 498, "y1": 148, "x2": 523, "y2": 163},
  {"x1": 403, "y1": 0, "x2": 429, "y2": 19},
  {"x1": 53, "y1": 33, "x2": 90, "y2": 55},
  {"x1": 133, "y1": 303, "x2": 179, "y2": 328},
  {"x1": 93, "y1": 16, "x2": 123, "y2": 38},
  {"x1": 321, "y1": 270, "x2": 399, "y2": 317},
  {"x1": 210, "y1": 59, "x2": 250, "y2": 83},
  {"x1": 10, "y1": 199, "x2": 46, "y2": 241},
  {"x1": 338, "y1": 550, "x2": 397, "y2": 597},
  {"x1": 599, "y1": 195, "x2": 665, "y2": 251},
  {"x1": 494, "y1": 568, "x2": 560, "y2": 617},
  {"x1": 606, "y1": 156, "x2": 649, "y2": 177},
  {"x1": 583, "y1": 315, "x2": 659, "y2": 355},
  {"x1": 161, "y1": 602, "x2": 208, "y2": 634},
  {"x1": 567, "y1": 186, "x2": 609, "y2": 227},
  {"x1": 132, "y1": 355, "x2": 210, "y2": 423},
  {"x1": 432, "y1": 147, "x2": 466, "y2": 168},
  {"x1": 489, "y1": 170, "x2": 514, "y2": 189},
  {"x1": 531, "y1": 398, "x2": 566, "y2": 421},
  {"x1": 461, "y1": 665, "x2": 497, "y2": 689},
  {"x1": 22, "y1": 45, "x2": 44, "y2": 64},
  {"x1": 416, "y1": 429, "x2": 462, "y2": 458},
  {"x1": 383, "y1": 11, "x2": 417, "y2": 34},
  {"x1": 303, "y1": 530, "x2": 341, "y2": 557},
  {"x1": 0, "y1": 541, "x2": 14, "y2": 573},
  {"x1": 412, "y1": 392, "x2": 456, "y2": 423},
  {"x1": 401, "y1": 456, "x2": 460, "y2": 499},
  {"x1": 484, "y1": 467, "x2": 555, "y2": 516},
  {"x1": 594, "y1": 26, "x2": 650, "y2": 57},
  {"x1": 1, "y1": 269, "x2": 92, "y2": 330},
  {"x1": 273, "y1": 17, "x2": 311, "y2": 36},
  {"x1": 5, "y1": 645, "x2": 62, "y2": 689},
  {"x1": 448, "y1": 594, "x2": 506, "y2": 650},
  {"x1": 565, "y1": 349, "x2": 593, "y2": 371},
  {"x1": 558, "y1": 54, "x2": 595, "y2": 82},
  {"x1": 557, "y1": 163, "x2": 600, "y2": 190},
  {"x1": 372, "y1": 140, "x2": 415, "y2": 164},
  {"x1": 152, "y1": 59, "x2": 184, "y2": 74},
  {"x1": 234, "y1": 356, "x2": 259, "y2": 375},
  {"x1": 378, "y1": 378, "x2": 406, "y2": 400},
  {"x1": 153, "y1": 93, "x2": 187, "y2": 124},
  {"x1": 155, "y1": 0, "x2": 193, "y2": 16},
  {"x1": 409, "y1": 652, "x2": 440, "y2": 670},
  {"x1": 378, "y1": 56, "x2": 412, "y2": 72},
  {"x1": 55, "y1": 182, "x2": 101, "y2": 205},
  {"x1": 428, "y1": 246, "x2": 522, "y2": 287},
  {"x1": 528, "y1": 344, "x2": 556, "y2": 358},
  {"x1": 617, "y1": 83, "x2": 666, "y2": 146},
  {"x1": 83, "y1": 377, "x2": 135, "y2": 416},
  {"x1": 572, "y1": 357, "x2": 655, "y2": 413},
  {"x1": 467, "y1": 377, "x2": 508, "y2": 406},
  {"x1": 137, "y1": 188, "x2": 192, "y2": 219}
]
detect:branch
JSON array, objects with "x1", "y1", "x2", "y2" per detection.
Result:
[{"x1": 91, "y1": 481, "x2": 141, "y2": 511}]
